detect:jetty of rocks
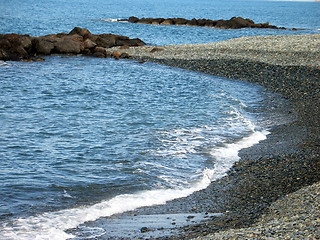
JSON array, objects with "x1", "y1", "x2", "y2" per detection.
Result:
[
  {"x1": 0, "y1": 27, "x2": 145, "y2": 61},
  {"x1": 119, "y1": 16, "x2": 287, "y2": 30}
]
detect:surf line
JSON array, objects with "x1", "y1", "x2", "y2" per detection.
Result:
[{"x1": 1, "y1": 129, "x2": 269, "y2": 240}]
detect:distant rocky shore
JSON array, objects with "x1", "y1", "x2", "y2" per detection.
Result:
[
  {"x1": 0, "y1": 27, "x2": 145, "y2": 61},
  {"x1": 119, "y1": 16, "x2": 289, "y2": 30}
]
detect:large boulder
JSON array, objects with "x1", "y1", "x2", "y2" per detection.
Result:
[
  {"x1": 151, "y1": 18, "x2": 165, "y2": 25},
  {"x1": 33, "y1": 33, "x2": 84, "y2": 54},
  {"x1": 33, "y1": 35, "x2": 57, "y2": 55},
  {"x1": 215, "y1": 20, "x2": 231, "y2": 29},
  {"x1": 95, "y1": 34, "x2": 117, "y2": 48},
  {"x1": 213, "y1": 17, "x2": 254, "y2": 29},
  {"x1": 69, "y1": 27, "x2": 92, "y2": 38},
  {"x1": 128, "y1": 16, "x2": 139, "y2": 23},
  {"x1": 0, "y1": 34, "x2": 33, "y2": 60},
  {"x1": 173, "y1": 18, "x2": 188, "y2": 25},
  {"x1": 160, "y1": 19, "x2": 174, "y2": 25},
  {"x1": 187, "y1": 18, "x2": 199, "y2": 26},
  {"x1": 232, "y1": 17, "x2": 254, "y2": 27},
  {"x1": 95, "y1": 33, "x2": 145, "y2": 48},
  {"x1": 83, "y1": 38, "x2": 96, "y2": 49},
  {"x1": 195, "y1": 19, "x2": 206, "y2": 26},
  {"x1": 136, "y1": 18, "x2": 154, "y2": 24},
  {"x1": 204, "y1": 20, "x2": 217, "y2": 27},
  {"x1": 92, "y1": 46, "x2": 107, "y2": 58},
  {"x1": 120, "y1": 38, "x2": 145, "y2": 46},
  {"x1": 3, "y1": 34, "x2": 33, "y2": 50},
  {"x1": 54, "y1": 35, "x2": 84, "y2": 54},
  {"x1": 251, "y1": 22, "x2": 280, "y2": 29},
  {"x1": 215, "y1": 18, "x2": 251, "y2": 29}
]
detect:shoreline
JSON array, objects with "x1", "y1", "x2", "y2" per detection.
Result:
[
  {"x1": 96, "y1": 34, "x2": 320, "y2": 239},
  {"x1": 113, "y1": 34, "x2": 319, "y2": 152}
]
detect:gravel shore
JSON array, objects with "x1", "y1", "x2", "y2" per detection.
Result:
[
  {"x1": 193, "y1": 182, "x2": 320, "y2": 239},
  {"x1": 110, "y1": 35, "x2": 320, "y2": 239},
  {"x1": 115, "y1": 34, "x2": 319, "y2": 67}
]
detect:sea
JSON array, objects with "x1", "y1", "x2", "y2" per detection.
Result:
[{"x1": 0, "y1": 0, "x2": 319, "y2": 239}]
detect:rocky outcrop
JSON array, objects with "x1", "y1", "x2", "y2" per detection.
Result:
[
  {"x1": 0, "y1": 34, "x2": 35, "y2": 61},
  {"x1": 0, "y1": 27, "x2": 145, "y2": 61},
  {"x1": 119, "y1": 16, "x2": 286, "y2": 30}
]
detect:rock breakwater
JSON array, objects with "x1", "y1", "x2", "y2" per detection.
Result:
[
  {"x1": 119, "y1": 16, "x2": 288, "y2": 30},
  {"x1": 0, "y1": 27, "x2": 145, "y2": 61}
]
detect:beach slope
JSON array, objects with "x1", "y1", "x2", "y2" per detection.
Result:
[{"x1": 112, "y1": 35, "x2": 320, "y2": 239}]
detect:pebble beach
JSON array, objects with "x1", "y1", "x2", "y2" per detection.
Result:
[
  {"x1": 111, "y1": 34, "x2": 320, "y2": 239},
  {"x1": 115, "y1": 34, "x2": 319, "y2": 67}
]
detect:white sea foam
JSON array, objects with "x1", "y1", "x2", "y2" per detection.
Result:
[
  {"x1": 0, "y1": 128, "x2": 269, "y2": 240},
  {"x1": 0, "y1": 101, "x2": 267, "y2": 239},
  {"x1": 227, "y1": 107, "x2": 256, "y2": 132},
  {"x1": 99, "y1": 18, "x2": 121, "y2": 22},
  {"x1": 153, "y1": 126, "x2": 216, "y2": 158},
  {"x1": 0, "y1": 61, "x2": 9, "y2": 67},
  {"x1": 208, "y1": 130, "x2": 269, "y2": 180}
]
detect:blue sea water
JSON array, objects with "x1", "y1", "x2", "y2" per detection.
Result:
[{"x1": 0, "y1": 0, "x2": 319, "y2": 239}]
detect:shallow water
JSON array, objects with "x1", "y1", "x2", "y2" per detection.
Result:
[{"x1": 0, "y1": 0, "x2": 318, "y2": 239}]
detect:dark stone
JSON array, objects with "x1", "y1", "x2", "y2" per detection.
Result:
[
  {"x1": 137, "y1": 18, "x2": 153, "y2": 24},
  {"x1": 173, "y1": 18, "x2": 188, "y2": 25},
  {"x1": 83, "y1": 38, "x2": 96, "y2": 49},
  {"x1": 215, "y1": 17, "x2": 255, "y2": 29},
  {"x1": 0, "y1": 27, "x2": 145, "y2": 61},
  {"x1": 81, "y1": 48, "x2": 91, "y2": 55},
  {"x1": 92, "y1": 52, "x2": 106, "y2": 58},
  {"x1": 95, "y1": 34, "x2": 117, "y2": 48},
  {"x1": 104, "y1": 50, "x2": 113, "y2": 57},
  {"x1": 114, "y1": 35, "x2": 129, "y2": 46},
  {"x1": 117, "y1": 38, "x2": 145, "y2": 47},
  {"x1": 93, "y1": 46, "x2": 106, "y2": 54},
  {"x1": 33, "y1": 34, "x2": 84, "y2": 55},
  {"x1": 150, "y1": 47, "x2": 163, "y2": 53},
  {"x1": 69, "y1": 27, "x2": 92, "y2": 38},
  {"x1": 188, "y1": 18, "x2": 199, "y2": 26},
  {"x1": 112, "y1": 51, "x2": 121, "y2": 58},
  {"x1": 160, "y1": 19, "x2": 174, "y2": 25},
  {"x1": 204, "y1": 20, "x2": 217, "y2": 27},
  {"x1": 231, "y1": 17, "x2": 254, "y2": 28},
  {"x1": 140, "y1": 227, "x2": 151, "y2": 233},
  {"x1": 150, "y1": 18, "x2": 165, "y2": 25},
  {"x1": 128, "y1": 16, "x2": 139, "y2": 23},
  {"x1": 33, "y1": 36, "x2": 56, "y2": 55},
  {"x1": 0, "y1": 39, "x2": 11, "y2": 49},
  {"x1": 196, "y1": 19, "x2": 208, "y2": 26},
  {"x1": 54, "y1": 35, "x2": 83, "y2": 54},
  {"x1": 0, "y1": 34, "x2": 33, "y2": 60},
  {"x1": 120, "y1": 52, "x2": 130, "y2": 58},
  {"x1": 119, "y1": 16, "x2": 287, "y2": 30}
]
